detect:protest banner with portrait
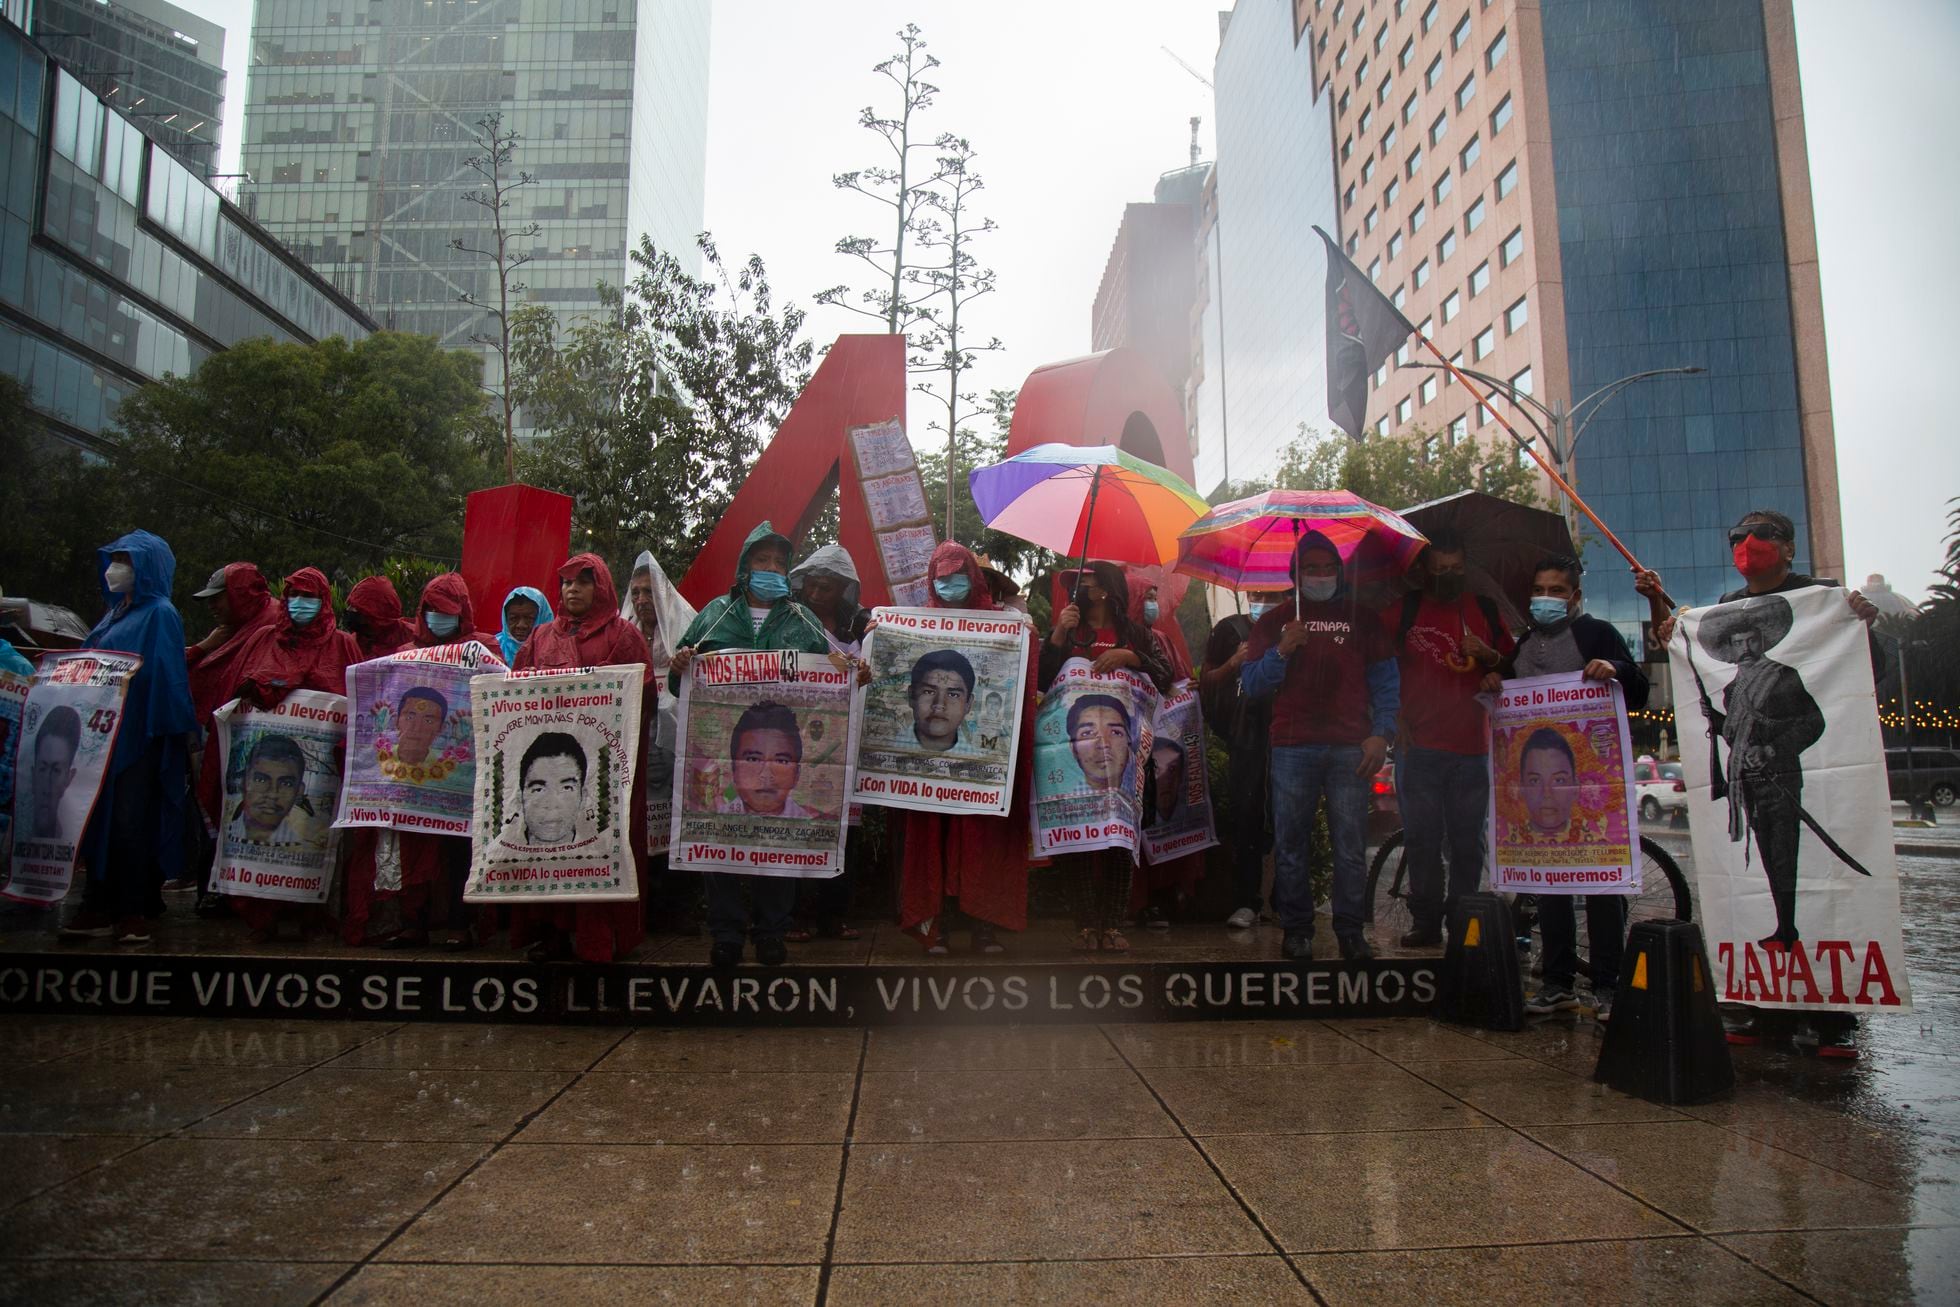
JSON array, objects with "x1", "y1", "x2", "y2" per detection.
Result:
[
  {"x1": 1669, "y1": 586, "x2": 1912, "y2": 1013},
  {"x1": 336, "y1": 640, "x2": 507, "y2": 836},
  {"x1": 464, "y1": 665, "x2": 644, "y2": 903},
  {"x1": 1031, "y1": 657, "x2": 1158, "y2": 860},
  {"x1": 670, "y1": 650, "x2": 860, "y2": 877},
  {"x1": 1, "y1": 652, "x2": 139, "y2": 905},
  {"x1": 645, "y1": 694, "x2": 679, "y2": 856},
  {"x1": 1488, "y1": 672, "x2": 1638, "y2": 894},
  {"x1": 1141, "y1": 683, "x2": 1218, "y2": 864},
  {"x1": 0, "y1": 668, "x2": 29, "y2": 869},
  {"x1": 208, "y1": 690, "x2": 348, "y2": 904},
  {"x1": 853, "y1": 607, "x2": 1030, "y2": 816}
]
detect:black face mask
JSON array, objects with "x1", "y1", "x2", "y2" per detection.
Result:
[{"x1": 1430, "y1": 574, "x2": 1466, "y2": 602}]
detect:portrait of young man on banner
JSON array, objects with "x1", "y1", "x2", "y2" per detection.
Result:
[
  {"x1": 1, "y1": 651, "x2": 139, "y2": 906},
  {"x1": 0, "y1": 668, "x2": 27, "y2": 866},
  {"x1": 464, "y1": 665, "x2": 643, "y2": 903},
  {"x1": 1141, "y1": 684, "x2": 1219, "y2": 864},
  {"x1": 853, "y1": 606, "x2": 1031, "y2": 816},
  {"x1": 1487, "y1": 672, "x2": 1639, "y2": 894},
  {"x1": 208, "y1": 689, "x2": 348, "y2": 904},
  {"x1": 1031, "y1": 657, "x2": 1158, "y2": 859},
  {"x1": 670, "y1": 650, "x2": 860, "y2": 877},
  {"x1": 337, "y1": 641, "x2": 506, "y2": 836},
  {"x1": 1669, "y1": 586, "x2": 1913, "y2": 1013}
]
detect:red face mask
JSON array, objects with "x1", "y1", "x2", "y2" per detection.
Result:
[{"x1": 1732, "y1": 534, "x2": 1783, "y2": 577}]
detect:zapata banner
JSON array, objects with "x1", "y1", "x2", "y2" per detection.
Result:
[
  {"x1": 0, "y1": 668, "x2": 29, "y2": 872},
  {"x1": 670, "y1": 650, "x2": 860, "y2": 878},
  {"x1": 464, "y1": 665, "x2": 643, "y2": 903},
  {"x1": 1141, "y1": 682, "x2": 1218, "y2": 864},
  {"x1": 1031, "y1": 657, "x2": 1158, "y2": 861},
  {"x1": 1487, "y1": 671, "x2": 1639, "y2": 894},
  {"x1": 1, "y1": 651, "x2": 139, "y2": 905},
  {"x1": 1670, "y1": 585, "x2": 1912, "y2": 1013},
  {"x1": 208, "y1": 690, "x2": 348, "y2": 904},
  {"x1": 853, "y1": 606, "x2": 1030, "y2": 816},
  {"x1": 336, "y1": 640, "x2": 508, "y2": 836}
]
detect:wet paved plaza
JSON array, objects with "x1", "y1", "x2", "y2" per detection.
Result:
[{"x1": 1, "y1": 850, "x2": 1956, "y2": 1305}]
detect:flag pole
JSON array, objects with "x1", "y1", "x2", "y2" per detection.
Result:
[{"x1": 1408, "y1": 332, "x2": 1676, "y2": 610}]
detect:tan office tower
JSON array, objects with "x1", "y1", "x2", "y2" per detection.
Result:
[{"x1": 1290, "y1": 0, "x2": 1838, "y2": 628}]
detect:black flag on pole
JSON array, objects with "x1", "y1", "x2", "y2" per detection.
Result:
[{"x1": 1317, "y1": 225, "x2": 1417, "y2": 443}]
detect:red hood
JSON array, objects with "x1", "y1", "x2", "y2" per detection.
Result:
[
  {"x1": 415, "y1": 572, "x2": 483, "y2": 647},
  {"x1": 229, "y1": 566, "x2": 359, "y2": 700},
  {"x1": 187, "y1": 562, "x2": 280, "y2": 726},
  {"x1": 220, "y1": 562, "x2": 272, "y2": 624},
  {"x1": 347, "y1": 575, "x2": 415, "y2": 658},
  {"x1": 274, "y1": 567, "x2": 342, "y2": 648},
  {"x1": 553, "y1": 553, "x2": 623, "y2": 633},
  {"x1": 517, "y1": 553, "x2": 650, "y2": 679},
  {"x1": 1125, "y1": 565, "x2": 1192, "y2": 680},
  {"x1": 925, "y1": 542, "x2": 998, "y2": 611}
]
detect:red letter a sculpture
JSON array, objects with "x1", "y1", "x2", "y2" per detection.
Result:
[{"x1": 678, "y1": 333, "x2": 912, "y2": 609}]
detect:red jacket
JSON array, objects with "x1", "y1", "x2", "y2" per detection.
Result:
[
  {"x1": 347, "y1": 575, "x2": 416, "y2": 660},
  {"x1": 513, "y1": 554, "x2": 652, "y2": 678},
  {"x1": 227, "y1": 567, "x2": 361, "y2": 704},
  {"x1": 186, "y1": 562, "x2": 276, "y2": 731}
]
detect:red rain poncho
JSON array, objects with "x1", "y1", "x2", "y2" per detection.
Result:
[
  {"x1": 346, "y1": 575, "x2": 415, "y2": 659},
  {"x1": 226, "y1": 568, "x2": 361, "y2": 705},
  {"x1": 185, "y1": 562, "x2": 276, "y2": 734},
  {"x1": 508, "y1": 554, "x2": 653, "y2": 961},
  {"x1": 414, "y1": 571, "x2": 501, "y2": 649},
  {"x1": 899, "y1": 543, "x2": 1036, "y2": 934}
]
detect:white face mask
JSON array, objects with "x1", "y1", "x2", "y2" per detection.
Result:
[
  {"x1": 104, "y1": 562, "x2": 135, "y2": 594},
  {"x1": 1299, "y1": 577, "x2": 1339, "y2": 603}
]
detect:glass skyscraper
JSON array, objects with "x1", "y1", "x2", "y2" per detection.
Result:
[
  {"x1": 21, "y1": 0, "x2": 224, "y2": 178},
  {"x1": 1210, "y1": 0, "x2": 1838, "y2": 636},
  {"x1": 239, "y1": 0, "x2": 710, "y2": 397},
  {"x1": 0, "y1": 19, "x2": 372, "y2": 446}
]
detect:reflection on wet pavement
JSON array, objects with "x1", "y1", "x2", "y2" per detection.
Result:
[{"x1": 0, "y1": 855, "x2": 1954, "y2": 1303}]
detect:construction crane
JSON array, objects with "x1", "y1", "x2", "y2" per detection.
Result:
[{"x1": 1161, "y1": 47, "x2": 1211, "y2": 165}]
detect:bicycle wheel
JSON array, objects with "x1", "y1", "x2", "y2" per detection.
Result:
[
  {"x1": 1365, "y1": 831, "x2": 1417, "y2": 943},
  {"x1": 1570, "y1": 838, "x2": 1693, "y2": 979}
]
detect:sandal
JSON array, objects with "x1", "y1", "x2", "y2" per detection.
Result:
[
  {"x1": 823, "y1": 922, "x2": 862, "y2": 941},
  {"x1": 1101, "y1": 928, "x2": 1131, "y2": 953},
  {"x1": 1073, "y1": 928, "x2": 1101, "y2": 953},
  {"x1": 784, "y1": 927, "x2": 816, "y2": 943}
]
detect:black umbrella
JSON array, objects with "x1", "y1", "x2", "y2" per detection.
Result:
[{"x1": 1398, "y1": 490, "x2": 1576, "y2": 630}]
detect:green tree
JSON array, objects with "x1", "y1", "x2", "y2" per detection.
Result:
[
  {"x1": 511, "y1": 234, "x2": 814, "y2": 580},
  {"x1": 451, "y1": 111, "x2": 542, "y2": 480},
  {"x1": 1268, "y1": 423, "x2": 1543, "y2": 511},
  {"x1": 104, "y1": 332, "x2": 498, "y2": 591}
]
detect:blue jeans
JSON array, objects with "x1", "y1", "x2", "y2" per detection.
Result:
[
  {"x1": 1400, "y1": 745, "x2": 1491, "y2": 930},
  {"x1": 1270, "y1": 744, "x2": 1368, "y2": 939}
]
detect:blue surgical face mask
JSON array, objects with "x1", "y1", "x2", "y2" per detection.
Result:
[
  {"x1": 933, "y1": 574, "x2": 972, "y2": 603},
  {"x1": 285, "y1": 596, "x2": 322, "y2": 626},
  {"x1": 747, "y1": 569, "x2": 789, "y2": 602},
  {"x1": 1248, "y1": 601, "x2": 1272, "y2": 620},
  {"x1": 1300, "y1": 577, "x2": 1339, "y2": 603},
  {"x1": 1529, "y1": 596, "x2": 1572, "y2": 627},
  {"x1": 1142, "y1": 600, "x2": 1160, "y2": 623},
  {"x1": 425, "y1": 610, "x2": 461, "y2": 638}
]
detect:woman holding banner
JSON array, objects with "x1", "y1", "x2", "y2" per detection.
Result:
[
  {"x1": 509, "y1": 554, "x2": 654, "y2": 963},
  {"x1": 1125, "y1": 566, "x2": 1203, "y2": 931},
  {"x1": 897, "y1": 543, "x2": 1039, "y2": 954},
  {"x1": 1039, "y1": 562, "x2": 1172, "y2": 952}
]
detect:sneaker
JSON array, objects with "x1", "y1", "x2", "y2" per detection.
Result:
[
  {"x1": 1282, "y1": 932, "x2": 1313, "y2": 961},
  {"x1": 58, "y1": 911, "x2": 114, "y2": 939},
  {"x1": 1793, "y1": 1020, "x2": 1859, "y2": 1061},
  {"x1": 1593, "y1": 989, "x2": 1614, "y2": 1024},
  {"x1": 1140, "y1": 904, "x2": 1171, "y2": 930},
  {"x1": 1524, "y1": 986, "x2": 1581, "y2": 1015},
  {"x1": 708, "y1": 942, "x2": 743, "y2": 970},
  {"x1": 1225, "y1": 907, "x2": 1258, "y2": 930},
  {"x1": 114, "y1": 916, "x2": 152, "y2": 945},
  {"x1": 1398, "y1": 924, "x2": 1444, "y2": 949},
  {"x1": 755, "y1": 937, "x2": 788, "y2": 967},
  {"x1": 1721, "y1": 1009, "x2": 1764, "y2": 1046},
  {"x1": 1338, "y1": 935, "x2": 1375, "y2": 961}
]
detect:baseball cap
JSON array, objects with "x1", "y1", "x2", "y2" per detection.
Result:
[{"x1": 192, "y1": 566, "x2": 229, "y2": 598}]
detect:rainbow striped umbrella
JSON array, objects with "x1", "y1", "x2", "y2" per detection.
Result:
[
  {"x1": 969, "y1": 444, "x2": 1210, "y2": 566},
  {"x1": 1176, "y1": 489, "x2": 1429, "y2": 591}
]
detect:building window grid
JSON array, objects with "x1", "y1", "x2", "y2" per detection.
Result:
[
  {"x1": 1495, "y1": 159, "x2": 1518, "y2": 199},
  {"x1": 1469, "y1": 260, "x2": 1490, "y2": 295},
  {"x1": 1425, "y1": 54, "x2": 1443, "y2": 89},
  {"x1": 1451, "y1": 13, "x2": 1472, "y2": 51},
  {"x1": 1465, "y1": 195, "x2": 1486, "y2": 231},
  {"x1": 1420, "y1": 376, "x2": 1439, "y2": 405},
  {"x1": 1505, "y1": 294, "x2": 1528, "y2": 334},
  {"x1": 1473, "y1": 326, "x2": 1496, "y2": 359},
  {"x1": 1387, "y1": 230, "x2": 1404, "y2": 260},
  {"x1": 1421, "y1": 2, "x2": 1440, "y2": 34},
  {"x1": 1487, "y1": 29, "x2": 1509, "y2": 69},
  {"x1": 1429, "y1": 110, "x2": 1448, "y2": 145},
  {"x1": 1406, "y1": 146, "x2": 1422, "y2": 178},
  {"x1": 1456, "y1": 72, "x2": 1476, "y2": 110},
  {"x1": 1433, "y1": 169, "x2": 1453, "y2": 202},
  {"x1": 1491, "y1": 94, "x2": 1513, "y2": 134},
  {"x1": 1500, "y1": 225, "x2": 1524, "y2": 266},
  {"x1": 1460, "y1": 133, "x2": 1481, "y2": 170},
  {"x1": 1409, "y1": 201, "x2": 1426, "y2": 232},
  {"x1": 1437, "y1": 227, "x2": 1457, "y2": 262},
  {"x1": 1441, "y1": 289, "x2": 1462, "y2": 323},
  {"x1": 1402, "y1": 91, "x2": 1419, "y2": 124}
]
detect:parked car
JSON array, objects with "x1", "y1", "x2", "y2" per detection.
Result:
[
  {"x1": 1885, "y1": 748, "x2": 1960, "y2": 808},
  {"x1": 1633, "y1": 757, "x2": 1687, "y2": 821}
]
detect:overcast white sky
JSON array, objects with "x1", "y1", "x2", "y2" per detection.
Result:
[{"x1": 195, "y1": 0, "x2": 1959, "y2": 599}]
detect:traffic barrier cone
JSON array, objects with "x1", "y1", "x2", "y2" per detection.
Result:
[
  {"x1": 1594, "y1": 919, "x2": 1733, "y2": 1104},
  {"x1": 1436, "y1": 893, "x2": 1525, "y2": 1031}
]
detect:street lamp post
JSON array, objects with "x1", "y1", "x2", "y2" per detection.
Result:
[{"x1": 1401, "y1": 363, "x2": 1705, "y2": 542}]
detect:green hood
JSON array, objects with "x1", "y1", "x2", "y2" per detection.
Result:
[{"x1": 735, "y1": 520, "x2": 794, "y2": 598}]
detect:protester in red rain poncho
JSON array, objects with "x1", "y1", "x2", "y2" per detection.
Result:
[
  {"x1": 202, "y1": 567, "x2": 359, "y2": 936},
  {"x1": 898, "y1": 542, "x2": 1037, "y2": 952},
  {"x1": 185, "y1": 562, "x2": 277, "y2": 738},
  {"x1": 343, "y1": 572, "x2": 499, "y2": 949},
  {"x1": 1125, "y1": 565, "x2": 1203, "y2": 926},
  {"x1": 414, "y1": 571, "x2": 500, "y2": 648},
  {"x1": 508, "y1": 554, "x2": 654, "y2": 962},
  {"x1": 345, "y1": 575, "x2": 416, "y2": 659}
]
